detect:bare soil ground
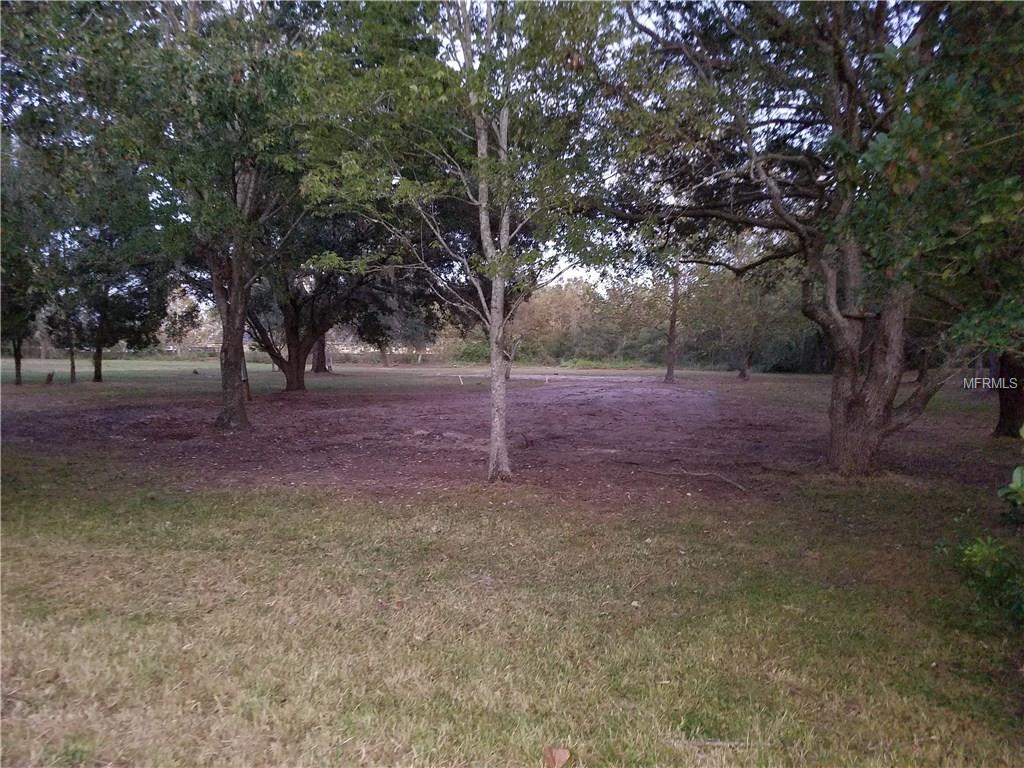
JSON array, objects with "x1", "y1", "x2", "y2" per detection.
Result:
[{"x1": 1, "y1": 361, "x2": 1016, "y2": 503}]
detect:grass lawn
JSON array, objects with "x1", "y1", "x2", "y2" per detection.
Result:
[{"x1": 2, "y1": 360, "x2": 1022, "y2": 767}]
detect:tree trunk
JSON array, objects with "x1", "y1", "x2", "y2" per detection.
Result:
[
  {"x1": 664, "y1": 269, "x2": 680, "y2": 383},
  {"x1": 310, "y1": 334, "x2": 329, "y2": 373},
  {"x1": 281, "y1": 331, "x2": 309, "y2": 392},
  {"x1": 69, "y1": 347, "x2": 76, "y2": 384},
  {"x1": 737, "y1": 351, "x2": 752, "y2": 380},
  {"x1": 216, "y1": 327, "x2": 248, "y2": 428},
  {"x1": 206, "y1": 242, "x2": 252, "y2": 430},
  {"x1": 13, "y1": 338, "x2": 23, "y2": 385},
  {"x1": 488, "y1": 276, "x2": 512, "y2": 482},
  {"x1": 993, "y1": 351, "x2": 1024, "y2": 438},
  {"x1": 802, "y1": 249, "x2": 936, "y2": 476},
  {"x1": 914, "y1": 348, "x2": 928, "y2": 383},
  {"x1": 92, "y1": 345, "x2": 103, "y2": 383},
  {"x1": 378, "y1": 344, "x2": 389, "y2": 367},
  {"x1": 281, "y1": 357, "x2": 306, "y2": 392}
]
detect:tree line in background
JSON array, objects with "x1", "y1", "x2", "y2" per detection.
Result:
[{"x1": 2, "y1": 1, "x2": 1021, "y2": 480}]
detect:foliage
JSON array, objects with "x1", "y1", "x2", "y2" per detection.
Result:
[
  {"x1": 949, "y1": 537, "x2": 1024, "y2": 627},
  {"x1": 997, "y1": 466, "x2": 1024, "y2": 528}
]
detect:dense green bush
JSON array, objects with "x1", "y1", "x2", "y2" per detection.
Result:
[
  {"x1": 951, "y1": 537, "x2": 1024, "y2": 626},
  {"x1": 941, "y1": 467, "x2": 1024, "y2": 627}
]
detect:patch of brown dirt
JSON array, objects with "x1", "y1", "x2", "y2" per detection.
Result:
[{"x1": 1, "y1": 370, "x2": 1016, "y2": 505}]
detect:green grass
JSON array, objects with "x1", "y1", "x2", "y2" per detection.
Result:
[{"x1": 3, "y1": 448, "x2": 1022, "y2": 767}]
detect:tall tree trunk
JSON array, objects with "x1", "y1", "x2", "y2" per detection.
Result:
[
  {"x1": 69, "y1": 347, "x2": 76, "y2": 384},
  {"x1": 310, "y1": 333, "x2": 329, "y2": 373},
  {"x1": 664, "y1": 269, "x2": 680, "y2": 383},
  {"x1": 488, "y1": 275, "x2": 512, "y2": 481},
  {"x1": 993, "y1": 351, "x2": 1024, "y2": 438},
  {"x1": 206, "y1": 242, "x2": 252, "y2": 430},
  {"x1": 13, "y1": 337, "x2": 23, "y2": 385},
  {"x1": 92, "y1": 345, "x2": 103, "y2": 383}
]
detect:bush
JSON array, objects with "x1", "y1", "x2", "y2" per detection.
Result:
[
  {"x1": 452, "y1": 339, "x2": 490, "y2": 364},
  {"x1": 997, "y1": 465, "x2": 1024, "y2": 527},
  {"x1": 940, "y1": 466, "x2": 1024, "y2": 627},
  {"x1": 951, "y1": 537, "x2": 1024, "y2": 626}
]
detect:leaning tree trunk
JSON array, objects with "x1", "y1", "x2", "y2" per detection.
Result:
[
  {"x1": 488, "y1": 275, "x2": 512, "y2": 481},
  {"x1": 92, "y1": 345, "x2": 103, "y2": 383},
  {"x1": 993, "y1": 351, "x2": 1024, "y2": 438},
  {"x1": 664, "y1": 269, "x2": 680, "y2": 383},
  {"x1": 12, "y1": 337, "x2": 23, "y2": 385},
  {"x1": 310, "y1": 334, "x2": 329, "y2": 373}
]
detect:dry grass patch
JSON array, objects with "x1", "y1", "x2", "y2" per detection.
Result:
[{"x1": 2, "y1": 452, "x2": 1022, "y2": 767}]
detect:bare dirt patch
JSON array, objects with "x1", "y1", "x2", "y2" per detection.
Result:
[{"x1": 1, "y1": 366, "x2": 1016, "y2": 504}]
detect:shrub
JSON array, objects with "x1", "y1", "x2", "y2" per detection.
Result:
[
  {"x1": 997, "y1": 465, "x2": 1024, "y2": 527},
  {"x1": 951, "y1": 537, "x2": 1024, "y2": 626}
]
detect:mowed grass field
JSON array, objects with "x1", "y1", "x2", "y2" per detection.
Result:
[{"x1": 2, "y1": 359, "x2": 1022, "y2": 767}]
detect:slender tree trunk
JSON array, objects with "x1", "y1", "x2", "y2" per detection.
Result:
[
  {"x1": 488, "y1": 276, "x2": 512, "y2": 481},
  {"x1": 310, "y1": 334, "x2": 329, "y2": 373},
  {"x1": 92, "y1": 345, "x2": 103, "y2": 383},
  {"x1": 378, "y1": 344, "x2": 390, "y2": 367},
  {"x1": 993, "y1": 351, "x2": 1024, "y2": 438},
  {"x1": 69, "y1": 347, "x2": 76, "y2": 384},
  {"x1": 13, "y1": 338, "x2": 23, "y2": 385},
  {"x1": 664, "y1": 269, "x2": 680, "y2": 383}
]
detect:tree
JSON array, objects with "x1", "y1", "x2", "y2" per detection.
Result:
[
  {"x1": 302, "y1": 1, "x2": 609, "y2": 480},
  {"x1": 0, "y1": 140, "x2": 49, "y2": 385},
  {"x1": 600, "y1": 2, "x2": 1024, "y2": 473},
  {"x1": 125, "y1": 2, "x2": 320, "y2": 426},
  {"x1": 3, "y1": 4, "x2": 179, "y2": 385}
]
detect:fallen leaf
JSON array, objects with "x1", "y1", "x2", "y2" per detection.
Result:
[{"x1": 543, "y1": 745, "x2": 570, "y2": 768}]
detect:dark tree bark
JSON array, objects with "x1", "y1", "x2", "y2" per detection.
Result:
[
  {"x1": 69, "y1": 347, "x2": 76, "y2": 384},
  {"x1": 914, "y1": 348, "x2": 929, "y2": 383},
  {"x1": 737, "y1": 351, "x2": 752, "y2": 380},
  {"x1": 206, "y1": 241, "x2": 252, "y2": 429},
  {"x1": 378, "y1": 344, "x2": 390, "y2": 367},
  {"x1": 12, "y1": 338, "x2": 23, "y2": 385},
  {"x1": 993, "y1": 352, "x2": 1024, "y2": 438},
  {"x1": 280, "y1": 355, "x2": 307, "y2": 391},
  {"x1": 92, "y1": 345, "x2": 103, "y2": 383},
  {"x1": 664, "y1": 269, "x2": 680, "y2": 384},
  {"x1": 280, "y1": 326, "x2": 311, "y2": 392},
  {"x1": 310, "y1": 334, "x2": 329, "y2": 373},
  {"x1": 246, "y1": 308, "x2": 318, "y2": 393}
]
